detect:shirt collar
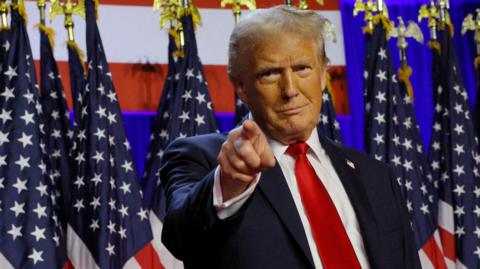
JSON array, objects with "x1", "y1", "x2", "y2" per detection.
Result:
[{"x1": 267, "y1": 128, "x2": 325, "y2": 161}]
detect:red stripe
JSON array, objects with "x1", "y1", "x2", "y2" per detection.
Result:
[
  {"x1": 98, "y1": 0, "x2": 339, "y2": 10},
  {"x1": 134, "y1": 243, "x2": 165, "y2": 269},
  {"x1": 33, "y1": 61, "x2": 349, "y2": 114},
  {"x1": 63, "y1": 260, "x2": 75, "y2": 269},
  {"x1": 421, "y1": 234, "x2": 447, "y2": 269},
  {"x1": 438, "y1": 226, "x2": 456, "y2": 262}
]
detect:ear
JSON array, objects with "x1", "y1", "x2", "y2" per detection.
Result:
[
  {"x1": 232, "y1": 78, "x2": 249, "y2": 105},
  {"x1": 320, "y1": 65, "x2": 328, "y2": 92}
]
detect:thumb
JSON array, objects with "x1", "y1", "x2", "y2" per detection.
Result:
[{"x1": 260, "y1": 143, "x2": 276, "y2": 169}]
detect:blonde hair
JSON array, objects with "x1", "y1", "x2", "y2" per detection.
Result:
[{"x1": 227, "y1": 5, "x2": 330, "y2": 80}]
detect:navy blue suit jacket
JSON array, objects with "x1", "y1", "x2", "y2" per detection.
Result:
[{"x1": 160, "y1": 131, "x2": 421, "y2": 269}]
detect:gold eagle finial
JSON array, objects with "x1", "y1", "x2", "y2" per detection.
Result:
[{"x1": 220, "y1": 0, "x2": 256, "y2": 24}]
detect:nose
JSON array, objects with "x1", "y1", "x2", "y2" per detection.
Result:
[{"x1": 280, "y1": 70, "x2": 298, "y2": 99}]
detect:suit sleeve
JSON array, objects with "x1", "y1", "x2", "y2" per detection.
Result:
[
  {"x1": 159, "y1": 136, "x2": 248, "y2": 261},
  {"x1": 388, "y1": 167, "x2": 422, "y2": 269}
]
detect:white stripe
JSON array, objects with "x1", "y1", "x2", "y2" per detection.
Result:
[
  {"x1": 67, "y1": 224, "x2": 100, "y2": 269},
  {"x1": 23, "y1": 3, "x2": 345, "y2": 66},
  {"x1": 123, "y1": 257, "x2": 142, "y2": 269},
  {"x1": 418, "y1": 249, "x2": 435, "y2": 269},
  {"x1": 150, "y1": 211, "x2": 184, "y2": 269},
  {"x1": 455, "y1": 260, "x2": 468, "y2": 269},
  {"x1": 0, "y1": 252, "x2": 14, "y2": 269},
  {"x1": 438, "y1": 199, "x2": 454, "y2": 234}
]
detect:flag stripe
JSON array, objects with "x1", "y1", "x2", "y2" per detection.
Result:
[
  {"x1": 437, "y1": 199, "x2": 456, "y2": 262},
  {"x1": 133, "y1": 243, "x2": 165, "y2": 269},
  {"x1": 97, "y1": 0, "x2": 340, "y2": 10},
  {"x1": 421, "y1": 232, "x2": 447, "y2": 269},
  {"x1": 66, "y1": 225, "x2": 100, "y2": 269},
  {"x1": 0, "y1": 253, "x2": 14, "y2": 269},
  {"x1": 149, "y1": 212, "x2": 183, "y2": 269},
  {"x1": 438, "y1": 227, "x2": 456, "y2": 262},
  {"x1": 33, "y1": 60, "x2": 349, "y2": 113},
  {"x1": 418, "y1": 249, "x2": 435, "y2": 269}
]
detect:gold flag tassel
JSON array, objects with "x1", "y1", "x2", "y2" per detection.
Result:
[
  {"x1": 462, "y1": 9, "x2": 480, "y2": 70},
  {"x1": 36, "y1": 24, "x2": 56, "y2": 48},
  {"x1": 67, "y1": 40, "x2": 85, "y2": 70},
  {"x1": 11, "y1": 0, "x2": 28, "y2": 25},
  {"x1": 418, "y1": 0, "x2": 440, "y2": 53},
  {"x1": 391, "y1": 16, "x2": 423, "y2": 99}
]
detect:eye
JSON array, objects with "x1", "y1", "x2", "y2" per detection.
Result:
[
  {"x1": 294, "y1": 65, "x2": 312, "y2": 76},
  {"x1": 258, "y1": 69, "x2": 281, "y2": 83}
]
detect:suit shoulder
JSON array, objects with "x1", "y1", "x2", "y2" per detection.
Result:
[{"x1": 164, "y1": 133, "x2": 226, "y2": 157}]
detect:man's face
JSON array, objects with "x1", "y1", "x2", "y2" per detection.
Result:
[{"x1": 234, "y1": 33, "x2": 326, "y2": 145}]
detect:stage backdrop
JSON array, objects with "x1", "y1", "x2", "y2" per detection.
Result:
[{"x1": 21, "y1": 0, "x2": 480, "y2": 176}]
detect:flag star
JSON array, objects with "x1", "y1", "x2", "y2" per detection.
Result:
[
  {"x1": 90, "y1": 173, "x2": 102, "y2": 186},
  {"x1": 106, "y1": 242, "x2": 115, "y2": 256},
  {"x1": 392, "y1": 135, "x2": 401, "y2": 146},
  {"x1": 453, "y1": 124, "x2": 464, "y2": 135},
  {"x1": 194, "y1": 114, "x2": 205, "y2": 126},
  {"x1": 7, "y1": 224, "x2": 22, "y2": 240},
  {"x1": 453, "y1": 165, "x2": 465, "y2": 177},
  {"x1": 377, "y1": 48, "x2": 387, "y2": 59},
  {"x1": 120, "y1": 182, "x2": 131, "y2": 194},
  {"x1": 28, "y1": 249, "x2": 44, "y2": 264},
  {"x1": 90, "y1": 197, "x2": 101, "y2": 210},
  {"x1": 406, "y1": 200, "x2": 413, "y2": 212},
  {"x1": 453, "y1": 103, "x2": 463, "y2": 114},
  {"x1": 30, "y1": 226, "x2": 46, "y2": 241},
  {"x1": 109, "y1": 136, "x2": 115, "y2": 146},
  {"x1": 403, "y1": 160, "x2": 413, "y2": 172},
  {"x1": 75, "y1": 152, "x2": 85, "y2": 165},
  {"x1": 402, "y1": 117, "x2": 412, "y2": 129},
  {"x1": 50, "y1": 91, "x2": 58, "y2": 99},
  {"x1": 15, "y1": 155, "x2": 30, "y2": 171},
  {"x1": 81, "y1": 106, "x2": 88, "y2": 118},
  {"x1": 178, "y1": 111, "x2": 190, "y2": 123},
  {"x1": 107, "y1": 91, "x2": 117, "y2": 102},
  {"x1": 4, "y1": 66, "x2": 17, "y2": 80},
  {"x1": 1, "y1": 86, "x2": 15, "y2": 101},
  {"x1": 20, "y1": 111, "x2": 35, "y2": 125},
  {"x1": 107, "y1": 112, "x2": 116, "y2": 124},
  {"x1": 53, "y1": 233, "x2": 60, "y2": 246},
  {"x1": 207, "y1": 101, "x2": 213, "y2": 110},
  {"x1": 420, "y1": 183, "x2": 428, "y2": 195},
  {"x1": 123, "y1": 139, "x2": 131, "y2": 150},
  {"x1": 420, "y1": 203, "x2": 429, "y2": 214},
  {"x1": 32, "y1": 203, "x2": 47, "y2": 219},
  {"x1": 322, "y1": 92, "x2": 330, "y2": 102},
  {"x1": 2, "y1": 40, "x2": 10, "y2": 51},
  {"x1": 95, "y1": 106, "x2": 107, "y2": 119},
  {"x1": 475, "y1": 206, "x2": 480, "y2": 217},
  {"x1": 363, "y1": 70, "x2": 369, "y2": 79},
  {"x1": 185, "y1": 68, "x2": 195, "y2": 78},
  {"x1": 195, "y1": 92, "x2": 206, "y2": 104},
  {"x1": 374, "y1": 112, "x2": 385, "y2": 125},
  {"x1": 181, "y1": 90, "x2": 192, "y2": 101},
  {"x1": 455, "y1": 226, "x2": 465, "y2": 237},
  {"x1": 432, "y1": 141, "x2": 440, "y2": 151},
  {"x1": 196, "y1": 72, "x2": 203, "y2": 82},
  {"x1": 391, "y1": 155, "x2": 401, "y2": 166},
  {"x1": 453, "y1": 144, "x2": 464, "y2": 155},
  {"x1": 36, "y1": 181, "x2": 48, "y2": 197},
  {"x1": 97, "y1": 83, "x2": 105, "y2": 95},
  {"x1": 121, "y1": 161, "x2": 134, "y2": 173},
  {"x1": 10, "y1": 201, "x2": 25, "y2": 217},
  {"x1": 453, "y1": 184, "x2": 465, "y2": 196},
  {"x1": 137, "y1": 208, "x2": 148, "y2": 221},
  {"x1": 405, "y1": 180, "x2": 413, "y2": 191},
  {"x1": 373, "y1": 133, "x2": 384, "y2": 144},
  {"x1": 23, "y1": 92, "x2": 35, "y2": 104},
  {"x1": 119, "y1": 204, "x2": 129, "y2": 217},
  {"x1": 92, "y1": 151, "x2": 104, "y2": 163},
  {"x1": 90, "y1": 219, "x2": 100, "y2": 231},
  {"x1": 0, "y1": 178, "x2": 3, "y2": 189},
  {"x1": 474, "y1": 227, "x2": 480, "y2": 239},
  {"x1": 73, "y1": 199, "x2": 85, "y2": 212},
  {"x1": 93, "y1": 128, "x2": 106, "y2": 140},
  {"x1": 454, "y1": 206, "x2": 465, "y2": 217},
  {"x1": 118, "y1": 226, "x2": 127, "y2": 239},
  {"x1": 433, "y1": 122, "x2": 441, "y2": 131},
  {"x1": 374, "y1": 154, "x2": 382, "y2": 161},
  {"x1": 376, "y1": 70, "x2": 387, "y2": 82},
  {"x1": 0, "y1": 109, "x2": 12, "y2": 124},
  {"x1": 375, "y1": 91, "x2": 386, "y2": 103},
  {"x1": 17, "y1": 132, "x2": 33, "y2": 148},
  {"x1": 159, "y1": 129, "x2": 169, "y2": 139},
  {"x1": 0, "y1": 131, "x2": 9, "y2": 145},
  {"x1": 402, "y1": 138, "x2": 413, "y2": 151},
  {"x1": 475, "y1": 247, "x2": 480, "y2": 259},
  {"x1": 474, "y1": 187, "x2": 480, "y2": 198},
  {"x1": 109, "y1": 198, "x2": 116, "y2": 210},
  {"x1": 12, "y1": 178, "x2": 27, "y2": 194},
  {"x1": 107, "y1": 220, "x2": 116, "y2": 234},
  {"x1": 51, "y1": 110, "x2": 60, "y2": 120},
  {"x1": 320, "y1": 114, "x2": 328, "y2": 124}
]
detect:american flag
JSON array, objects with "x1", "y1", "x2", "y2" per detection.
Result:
[
  {"x1": 317, "y1": 76, "x2": 342, "y2": 143},
  {"x1": 363, "y1": 21, "x2": 447, "y2": 268},
  {"x1": 0, "y1": 26, "x2": 9, "y2": 77},
  {"x1": 65, "y1": 0, "x2": 160, "y2": 268},
  {"x1": 429, "y1": 26, "x2": 480, "y2": 269},
  {"x1": 0, "y1": 4, "x2": 65, "y2": 268},
  {"x1": 143, "y1": 9, "x2": 218, "y2": 268}
]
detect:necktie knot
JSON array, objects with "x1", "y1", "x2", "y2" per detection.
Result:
[{"x1": 286, "y1": 142, "x2": 309, "y2": 158}]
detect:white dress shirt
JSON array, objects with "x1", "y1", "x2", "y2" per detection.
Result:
[{"x1": 212, "y1": 129, "x2": 370, "y2": 269}]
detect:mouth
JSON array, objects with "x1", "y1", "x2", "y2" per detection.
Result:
[{"x1": 277, "y1": 104, "x2": 308, "y2": 116}]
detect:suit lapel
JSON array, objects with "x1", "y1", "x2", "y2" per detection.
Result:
[
  {"x1": 258, "y1": 164, "x2": 315, "y2": 268},
  {"x1": 318, "y1": 133, "x2": 383, "y2": 268}
]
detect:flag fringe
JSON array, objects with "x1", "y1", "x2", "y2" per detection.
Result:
[
  {"x1": 36, "y1": 24, "x2": 56, "y2": 49},
  {"x1": 12, "y1": 2, "x2": 28, "y2": 25},
  {"x1": 0, "y1": 26, "x2": 9, "y2": 31},
  {"x1": 398, "y1": 65, "x2": 414, "y2": 99},
  {"x1": 428, "y1": 40, "x2": 441, "y2": 54},
  {"x1": 474, "y1": 56, "x2": 480, "y2": 70},
  {"x1": 67, "y1": 40, "x2": 86, "y2": 71}
]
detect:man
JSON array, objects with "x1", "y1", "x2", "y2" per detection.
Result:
[{"x1": 160, "y1": 6, "x2": 420, "y2": 269}]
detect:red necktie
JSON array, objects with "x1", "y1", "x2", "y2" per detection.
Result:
[{"x1": 287, "y1": 143, "x2": 361, "y2": 269}]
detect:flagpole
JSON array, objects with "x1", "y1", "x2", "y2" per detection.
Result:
[
  {"x1": 0, "y1": 0, "x2": 9, "y2": 28},
  {"x1": 37, "y1": 0, "x2": 46, "y2": 25}
]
